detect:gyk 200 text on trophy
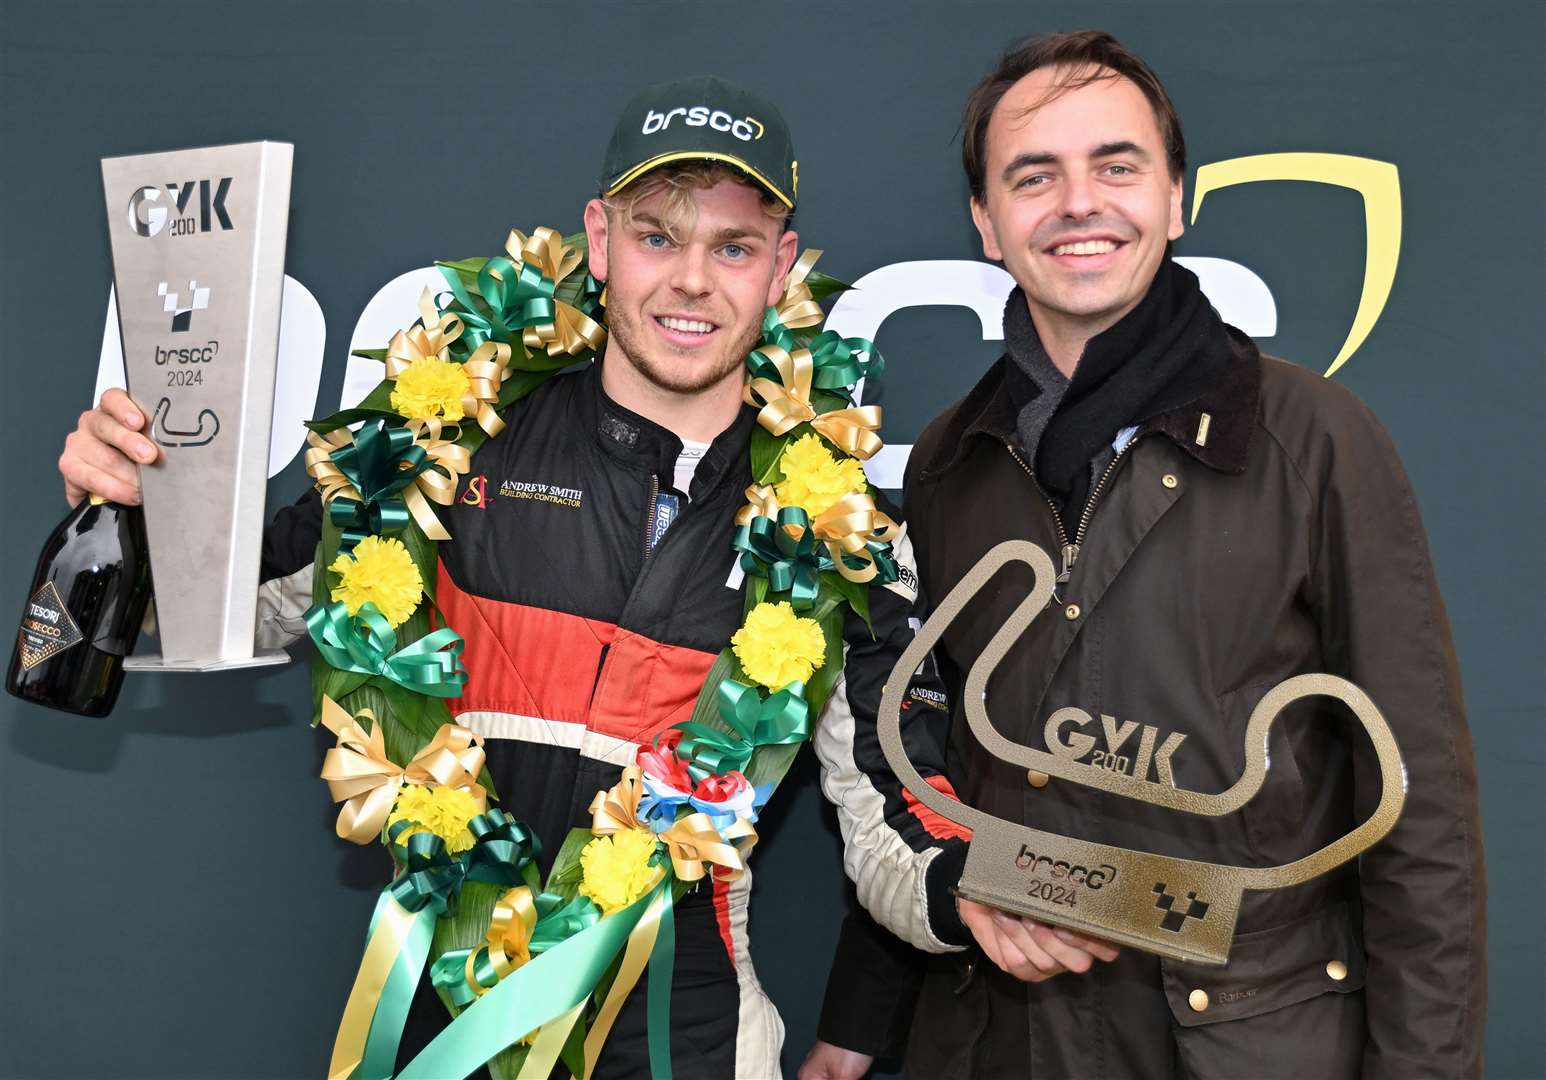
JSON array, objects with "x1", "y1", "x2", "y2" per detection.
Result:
[
  {"x1": 7, "y1": 142, "x2": 293, "y2": 717},
  {"x1": 878, "y1": 541, "x2": 1406, "y2": 966}
]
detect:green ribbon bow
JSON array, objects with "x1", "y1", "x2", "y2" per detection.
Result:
[
  {"x1": 673, "y1": 680, "x2": 811, "y2": 784},
  {"x1": 305, "y1": 601, "x2": 467, "y2": 698},
  {"x1": 844, "y1": 539, "x2": 901, "y2": 586},
  {"x1": 462, "y1": 809, "x2": 539, "y2": 888},
  {"x1": 343, "y1": 813, "x2": 539, "y2": 1078},
  {"x1": 387, "y1": 825, "x2": 465, "y2": 916},
  {"x1": 733, "y1": 506, "x2": 822, "y2": 610},
  {"x1": 437, "y1": 256, "x2": 562, "y2": 363},
  {"x1": 754, "y1": 309, "x2": 883, "y2": 399},
  {"x1": 387, "y1": 809, "x2": 538, "y2": 917},
  {"x1": 327, "y1": 419, "x2": 430, "y2": 552},
  {"x1": 430, "y1": 893, "x2": 602, "y2": 1007}
]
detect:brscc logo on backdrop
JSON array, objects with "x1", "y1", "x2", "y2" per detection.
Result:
[{"x1": 94, "y1": 152, "x2": 1403, "y2": 486}]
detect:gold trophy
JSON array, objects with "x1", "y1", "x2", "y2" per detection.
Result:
[{"x1": 877, "y1": 540, "x2": 1405, "y2": 965}]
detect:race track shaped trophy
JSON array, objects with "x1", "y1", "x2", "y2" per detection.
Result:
[
  {"x1": 103, "y1": 141, "x2": 293, "y2": 672},
  {"x1": 877, "y1": 540, "x2": 1406, "y2": 965}
]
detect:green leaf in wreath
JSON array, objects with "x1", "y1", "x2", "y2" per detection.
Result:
[
  {"x1": 544, "y1": 828, "x2": 597, "y2": 902},
  {"x1": 819, "y1": 570, "x2": 872, "y2": 636},
  {"x1": 803, "y1": 268, "x2": 852, "y2": 303},
  {"x1": 750, "y1": 423, "x2": 796, "y2": 486},
  {"x1": 802, "y1": 602, "x2": 848, "y2": 719}
]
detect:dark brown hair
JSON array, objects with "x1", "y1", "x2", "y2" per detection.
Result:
[{"x1": 961, "y1": 30, "x2": 1186, "y2": 199}]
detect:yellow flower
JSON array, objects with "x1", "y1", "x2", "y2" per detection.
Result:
[
  {"x1": 731, "y1": 601, "x2": 827, "y2": 689},
  {"x1": 774, "y1": 433, "x2": 867, "y2": 518},
  {"x1": 390, "y1": 356, "x2": 471, "y2": 422},
  {"x1": 578, "y1": 828, "x2": 660, "y2": 915},
  {"x1": 387, "y1": 782, "x2": 482, "y2": 854},
  {"x1": 329, "y1": 535, "x2": 423, "y2": 627}
]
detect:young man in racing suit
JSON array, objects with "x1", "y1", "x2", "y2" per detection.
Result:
[{"x1": 55, "y1": 75, "x2": 1030, "y2": 1077}]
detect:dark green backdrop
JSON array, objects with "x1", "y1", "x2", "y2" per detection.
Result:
[{"x1": 2, "y1": 1, "x2": 1541, "y2": 1077}]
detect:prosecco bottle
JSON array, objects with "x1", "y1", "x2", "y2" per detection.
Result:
[{"x1": 7, "y1": 496, "x2": 152, "y2": 716}]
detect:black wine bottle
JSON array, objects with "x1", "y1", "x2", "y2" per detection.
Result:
[{"x1": 7, "y1": 496, "x2": 152, "y2": 716}]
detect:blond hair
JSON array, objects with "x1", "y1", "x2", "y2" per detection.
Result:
[{"x1": 601, "y1": 162, "x2": 791, "y2": 243}]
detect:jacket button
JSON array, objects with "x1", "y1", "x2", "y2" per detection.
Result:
[
  {"x1": 1064, "y1": 603, "x2": 1081, "y2": 620},
  {"x1": 1162, "y1": 473, "x2": 1179, "y2": 489},
  {"x1": 1188, "y1": 989, "x2": 1209, "y2": 1012},
  {"x1": 1027, "y1": 769, "x2": 1050, "y2": 788},
  {"x1": 1326, "y1": 960, "x2": 1348, "y2": 981}
]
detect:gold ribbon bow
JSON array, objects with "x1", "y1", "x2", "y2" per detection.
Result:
[
  {"x1": 386, "y1": 288, "x2": 512, "y2": 439},
  {"x1": 506, "y1": 227, "x2": 608, "y2": 359},
  {"x1": 385, "y1": 288, "x2": 464, "y2": 370},
  {"x1": 318, "y1": 695, "x2": 488, "y2": 844},
  {"x1": 659, "y1": 813, "x2": 756, "y2": 883},
  {"x1": 813, "y1": 492, "x2": 898, "y2": 584},
  {"x1": 771, "y1": 248, "x2": 825, "y2": 330},
  {"x1": 742, "y1": 343, "x2": 884, "y2": 459},
  {"x1": 404, "y1": 722, "x2": 489, "y2": 802},
  {"x1": 304, "y1": 427, "x2": 360, "y2": 509},
  {"x1": 476, "y1": 885, "x2": 541, "y2": 987},
  {"x1": 303, "y1": 418, "x2": 471, "y2": 544},
  {"x1": 588, "y1": 765, "x2": 649, "y2": 835},
  {"x1": 738, "y1": 484, "x2": 897, "y2": 584},
  {"x1": 400, "y1": 418, "x2": 471, "y2": 540},
  {"x1": 589, "y1": 766, "x2": 756, "y2": 881}
]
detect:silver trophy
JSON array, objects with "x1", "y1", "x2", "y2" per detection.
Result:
[{"x1": 102, "y1": 141, "x2": 294, "y2": 672}]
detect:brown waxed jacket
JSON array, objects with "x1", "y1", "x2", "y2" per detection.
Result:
[{"x1": 899, "y1": 333, "x2": 1486, "y2": 1080}]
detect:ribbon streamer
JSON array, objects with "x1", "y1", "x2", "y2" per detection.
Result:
[
  {"x1": 331, "y1": 819, "x2": 536, "y2": 1080},
  {"x1": 306, "y1": 601, "x2": 468, "y2": 698},
  {"x1": 577, "y1": 881, "x2": 673, "y2": 1080},
  {"x1": 396, "y1": 881, "x2": 665, "y2": 1080}
]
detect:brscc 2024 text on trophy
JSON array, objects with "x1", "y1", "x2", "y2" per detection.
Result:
[{"x1": 878, "y1": 540, "x2": 1406, "y2": 966}]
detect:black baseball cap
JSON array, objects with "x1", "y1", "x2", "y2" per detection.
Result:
[{"x1": 600, "y1": 75, "x2": 797, "y2": 209}]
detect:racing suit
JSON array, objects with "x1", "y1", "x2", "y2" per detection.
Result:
[{"x1": 255, "y1": 360, "x2": 967, "y2": 1077}]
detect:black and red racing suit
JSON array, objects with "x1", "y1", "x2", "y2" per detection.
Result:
[{"x1": 256, "y1": 360, "x2": 971, "y2": 1077}]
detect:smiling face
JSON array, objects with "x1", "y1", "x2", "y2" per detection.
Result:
[
  {"x1": 971, "y1": 64, "x2": 1184, "y2": 347},
  {"x1": 584, "y1": 172, "x2": 797, "y2": 402}
]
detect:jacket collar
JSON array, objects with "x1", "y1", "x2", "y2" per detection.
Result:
[
  {"x1": 917, "y1": 324, "x2": 1262, "y2": 481},
  {"x1": 579, "y1": 359, "x2": 754, "y2": 496}
]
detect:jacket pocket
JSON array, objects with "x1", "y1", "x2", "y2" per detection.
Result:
[
  {"x1": 1160, "y1": 902, "x2": 1365, "y2": 1027},
  {"x1": 1218, "y1": 680, "x2": 1308, "y2": 863}
]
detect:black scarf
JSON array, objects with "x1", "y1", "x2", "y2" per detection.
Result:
[{"x1": 1004, "y1": 258, "x2": 1235, "y2": 516}]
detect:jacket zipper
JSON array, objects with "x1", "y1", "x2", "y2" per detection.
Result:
[
  {"x1": 641, "y1": 473, "x2": 660, "y2": 563},
  {"x1": 1006, "y1": 438, "x2": 1142, "y2": 596}
]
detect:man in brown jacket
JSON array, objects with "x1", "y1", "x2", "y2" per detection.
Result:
[{"x1": 803, "y1": 29, "x2": 1485, "y2": 1080}]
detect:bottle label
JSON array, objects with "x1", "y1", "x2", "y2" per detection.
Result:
[{"x1": 16, "y1": 581, "x2": 85, "y2": 671}]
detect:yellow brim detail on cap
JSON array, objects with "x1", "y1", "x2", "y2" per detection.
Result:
[{"x1": 605, "y1": 151, "x2": 794, "y2": 209}]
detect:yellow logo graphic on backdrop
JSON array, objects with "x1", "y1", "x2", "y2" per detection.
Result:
[{"x1": 1191, "y1": 153, "x2": 1402, "y2": 377}]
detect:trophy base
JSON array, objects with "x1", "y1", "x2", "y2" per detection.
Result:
[
  {"x1": 124, "y1": 648, "x2": 291, "y2": 673},
  {"x1": 953, "y1": 882, "x2": 1229, "y2": 967}
]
